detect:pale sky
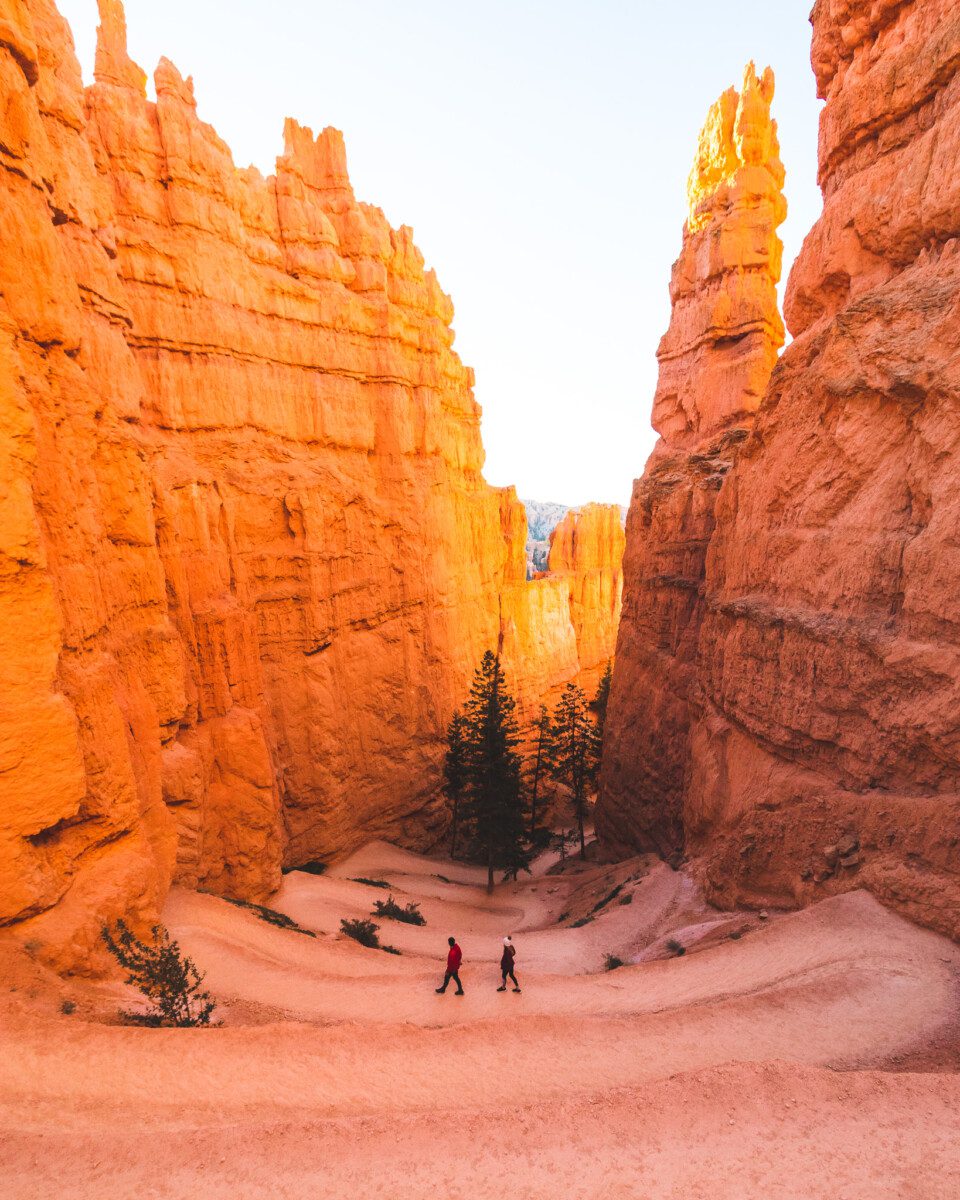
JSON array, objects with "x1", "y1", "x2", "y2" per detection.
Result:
[{"x1": 58, "y1": 1, "x2": 823, "y2": 507}]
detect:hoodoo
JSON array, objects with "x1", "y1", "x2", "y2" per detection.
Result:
[
  {"x1": 600, "y1": 2, "x2": 960, "y2": 939},
  {"x1": 0, "y1": 0, "x2": 622, "y2": 968},
  {"x1": 598, "y1": 63, "x2": 787, "y2": 857}
]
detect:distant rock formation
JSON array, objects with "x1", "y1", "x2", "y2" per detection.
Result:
[
  {"x1": 601, "y1": 3, "x2": 960, "y2": 941},
  {"x1": 0, "y1": 0, "x2": 623, "y2": 968},
  {"x1": 547, "y1": 505, "x2": 625, "y2": 689},
  {"x1": 522, "y1": 499, "x2": 569, "y2": 576}
]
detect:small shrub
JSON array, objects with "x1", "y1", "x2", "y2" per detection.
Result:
[
  {"x1": 382, "y1": 944, "x2": 402, "y2": 955},
  {"x1": 666, "y1": 938, "x2": 686, "y2": 957},
  {"x1": 571, "y1": 916, "x2": 594, "y2": 929},
  {"x1": 60, "y1": 999, "x2": 76, "y2": 1015},
  {"x1": 434, "y1": 874, "x2": 452, "y2": 884},
  {"x1": 340, "y1": 918, "x2": 380, "y2": 948},
  {"x1": 351, "y1": 877, "x2": 391, "y2": 889},
  {"x1": 618, "y1": 893, "x2": 633, "y2": 906},
  {"x1": 219, "y1": 896, "x2": 316, "y2": 937},
  {"x1": 730, "y1": 930, "x2": 743, "y2": 941},
  {"x1": 372, "y1": 895, "x2": 426, "y2": 926},
  {"x1": 101, "y1": 919, "x2": 215, "y2": 1027},
  {"x1": 557, "y1": 911, "x2": 570, "y2": 923},
  {"x1": 604, "y1": 954, "x2": 625, "y2": 972},
  {"x1": 591, "y1": 883, "x2": 624, "y2": 914}
]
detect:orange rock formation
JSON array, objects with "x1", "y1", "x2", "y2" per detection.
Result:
[
  {"x1": 546, "y1": 504, "x2": 625, "y2": 691},
  {"x1": 0, "y1": 0, "x2": 622, "y2": 968},
  {"x1": 598, "y1": 64, "x2": 786, "y2": 858},
  {"x1": 601, "y1": 3, "x2": 960, "y2": 939}
]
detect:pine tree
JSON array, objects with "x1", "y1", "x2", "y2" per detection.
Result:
[
  {"x1": 461, "y1": 650, "x2": 527, "y2": 892},
  {"x1": 527, "y1": 704, "x2": 552, "y2": 839},
  {"x1": 546, "y1": 682, "x2": 597, "y2": 858},
  {"x1": 590, "y1": 660, "x2": 613, "y2": 745},
  {"x1": 442, "y1": 709, "x2": 468, "y2": 859},
  {"x1": 101, "y1": 919, "x2": 215, "y2": 1027}
]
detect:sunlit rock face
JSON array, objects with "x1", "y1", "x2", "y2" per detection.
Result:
[
  {"x1": 0, "y1": 0, "x2": 622, "y2": 969},
  {"x1": 601, "y1": 1, "x2": 960, "y2": 941},
  {"x1": 546, "y1": 504, "x2": 625, "y2": 692},
  {"x1": 598, "y1": 64, "x2": 786, "y2": 859}
]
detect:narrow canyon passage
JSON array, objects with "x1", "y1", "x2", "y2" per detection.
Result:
[{"x1": 2, "y1": 844, "x2": 959, "y2": 1199}]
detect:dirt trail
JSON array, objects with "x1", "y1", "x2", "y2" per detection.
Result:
[{"x1": 1, "y1": 842, "x2": 958, "y2": 1198}]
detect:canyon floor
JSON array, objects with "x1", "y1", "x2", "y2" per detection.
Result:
[{"x1": 2, "y1": 842, "x2": 960, "y2": 1199}]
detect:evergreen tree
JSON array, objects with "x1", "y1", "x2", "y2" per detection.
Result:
[
  {"x1": 546, "y1": 682, "x2": 597, "y2": 858},
  {"x1": 442, "y1": 709, "x2": 468, "y2": 859},
  {"x1": 527, "y1": 704, "x2": 552, "y2": 839},
  {"x1": 461, "y1": 650, "x2": 527, "y2": 891},
  {"x1": 590, "y1": 660, "x2": 613, "y2": 745},
  {"x1": 102, "y1": 919, "x2": 215, "y2": 1027}
]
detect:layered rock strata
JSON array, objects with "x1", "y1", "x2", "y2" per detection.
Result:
[
  {"x1": 601, "y1": 4, "x2": 960, "y2": 939},
  {"x1": 598, "y1": 64, "x2": 786, "y2": 857},
  {"x1": 0, "y1": 0, "x2": 622, "y2": 967}
]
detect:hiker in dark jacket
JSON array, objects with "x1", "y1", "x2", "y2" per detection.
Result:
[
  {"x1": 436, "y1": 936, "x2": 465, "y2": 994},
  {"x1": 497, "y1": 935, "x2": 520, "y2": 992}
]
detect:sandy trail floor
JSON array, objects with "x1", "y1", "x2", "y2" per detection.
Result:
[{"x1": 2, "y1": 841, "x2": 959, "y2": 1198}]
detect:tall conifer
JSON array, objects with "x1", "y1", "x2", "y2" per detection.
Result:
[
  {"x1": 442, "y1": 709, "x2": 468, "y2": 859},
  {"x1": 461, "y1": 651, "x2": 526, "y2": 891},
  {"x1": 546, "y1": 682, "x2": 596, "y2": 858}
]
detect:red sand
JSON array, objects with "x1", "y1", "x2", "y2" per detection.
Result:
[{"x1": 2, "y1": 843, "x2": 958, "y2": 1198}]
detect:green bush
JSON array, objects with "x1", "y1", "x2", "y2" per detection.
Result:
[
  {"x1": 666, "y1": 938, "x2": 686, "y2": 957},
  {"x1": 591, "y1": 883, "x2": 624, "y2": 914},
  {"x1": 571, "y1": 915, "x2": 594, "y2": 928},
  {"x1": 372, "y1": 895, "x2": 426, "y2": 926},
  {"x1": 60, "y1": 999, "x2": 76, "y2": 1015},
  {"x1": 102, "y1": 919, "x2": 215, "y2": 1027},
  {"x1": 351, "y1": 877, "x2": 391, "y2": 889},
  {"x1": 604, "y1": 954, "x2": 625, "y2": 971},
  {"x1": 382, "y1": 945, "x2": 402, "y2": 955},
  {"x1": 618, "y1": 893, "x2": 633, "y2": 906},
  {"x1": 340, "y1": 918, "x2": 380, "y2": 948}
]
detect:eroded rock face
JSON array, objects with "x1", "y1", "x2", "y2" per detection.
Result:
[
  {"x1": 598, "y1": 64, "x2": 786, "y2": 857},
  {"x1": 0, "y1": 0, "x2": 622, "y2": 968},
  {"x1": 601, "y1": 4, "x2": 960, "y2": 940},
  {"x1": 547, "y1": 504, "x2": 625, "y2": 691}
]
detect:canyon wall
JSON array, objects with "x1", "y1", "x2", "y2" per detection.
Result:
[
  {"x1": 600, "y1": 3, "x2": 960, "y2": 939},
  {"x1": 0, "y1": 0, "x2": 622, "y2": 968},
  {"x1": 598, "y1": 63, "x2": 786, "y2": 857}
]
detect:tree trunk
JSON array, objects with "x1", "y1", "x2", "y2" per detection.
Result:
[{"x1": 487, "y1": 847, "x2": 495, "y2": 893}]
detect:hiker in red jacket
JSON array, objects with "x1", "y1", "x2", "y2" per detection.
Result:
[
  {"x1": 435, "y1": 936, "x2": 465, "y2": 995},
  {"x1": 497, "y1": 935, "x2": 521, "y2": 993}
]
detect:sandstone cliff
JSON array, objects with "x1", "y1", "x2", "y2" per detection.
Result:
[
  {"x1": 598, "y1": 63, "x2": 786, "y2": 857},
  {"x1": 0, "y1": 0, "x2": 622, "y2": 968},
  {"x1": 600, "y1": 5, "x2": 960, "y2": 939}
]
